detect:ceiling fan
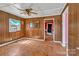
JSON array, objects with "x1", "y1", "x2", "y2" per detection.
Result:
[{"x1": 13, "y1": 4, "x2": 38, "y2": 16}]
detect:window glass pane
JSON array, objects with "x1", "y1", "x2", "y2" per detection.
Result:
[
  {"x1": 9, "y1": 18, "x2": 21, "y2": 32},
  {"x1": 30, "y1": 23, "x2": 33, "y2": 28}
]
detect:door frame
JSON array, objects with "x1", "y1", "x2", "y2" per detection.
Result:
[{"x1": 44, "y1": 18, "x2": 54, "y2": 41}]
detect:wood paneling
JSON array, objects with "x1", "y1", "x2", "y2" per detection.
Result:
[
  {"x1": 25, "y1": 18, "x2": 44, "y2": 40},
  {"x1": 61, "y1": 3, "x2": 79, "y2": 55},
  {"x1": 76, "y1": 4, "x2": 79, "y2": 56},
  {"x1": 0, "y1": 10, "x2": 25, "y2": 44},
  {"x1": 68, "y1": 3, "x2": 77, "y2": 56},
  {"x1": 54, "y1": 15, "x2": 62, "y2": 42}
]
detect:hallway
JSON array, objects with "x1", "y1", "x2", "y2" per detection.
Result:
[{"x1": 0, "y1": 38, "x2": 66, "y2": 56}]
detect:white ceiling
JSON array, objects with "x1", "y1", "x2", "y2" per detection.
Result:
[{"x1": 0, "y1": 3, "x2": 66, "y2": 18}]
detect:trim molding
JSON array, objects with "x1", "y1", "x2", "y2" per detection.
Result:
[
  {"x1": 54, "y1": 40, "x2": 62, "y2": 44},
  {"x1": 53, "y1": 40, "x2": 65, "y2": 48},
  {"x1": 0, "y1": 37, "x2": 45, "y2": 47},
  {"x1": 0, "y1": 37, "x2": 26, "y2": 47},
  {"x1": 76, "y1": 47, "x2": 79, "y2": 50},
  {"x1": 26, "y1": 38, "x2": 45, "y2": 41},
  {"x1": 61, "y1": 3, "x2": 68, "y2": 15}
]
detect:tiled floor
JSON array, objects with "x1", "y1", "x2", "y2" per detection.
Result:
[{"x1": 0, "y1": 38, "x2": 66, "y2": 56}]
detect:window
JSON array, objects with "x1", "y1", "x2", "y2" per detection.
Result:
[
  {"x1": 30, "y1": 23, "x2": 34, "y2": 28},
  {"x1": 9, "y1": 18, "x2": 21, "y2": 32}
]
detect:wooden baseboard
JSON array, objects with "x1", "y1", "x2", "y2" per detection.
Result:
[
  {"x1": 26, "y1": 38, "x2": 45, "y2": 41},
  {"x1": 0, "y1": 37, "x2": 26, "y2": 47}
]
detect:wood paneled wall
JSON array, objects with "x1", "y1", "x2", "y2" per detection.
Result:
[
  {"x1": 25, "y1": 16, "x2": 62, "y2": 41},
  {"x1": 76, "y1": 4, "x2": 79, "y2": 56},
  {"x1": 67, "y1": 3, "x2": 79, "y2": 56},
  {"x1": 0, "y1": 10, "x2": 25, "y2": 44},
  {"x1": 0, "y1": 10, "x2": 62, "y2": 43},
  {"x1": 54, "y1": 15, "x2": 62, "y2": 42},
  {"x1": 61, "y1": 3, "x2": 79, "y2": 56},
  {"x1": 25, "y1": 18, "x2": 44, "y2": 40}
]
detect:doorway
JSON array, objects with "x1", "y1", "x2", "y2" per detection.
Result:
[
  {"x1": 44, "y1": 20, "x2": 53, "y2": 41},
  {"x1": 47, "y1": 24, "x2": 52, "y2": 34}
]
